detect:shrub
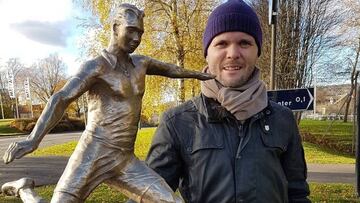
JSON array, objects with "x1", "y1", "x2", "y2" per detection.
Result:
[
  {"x1": 68, "y1": 118, "x2": 85, "y2": 130},
  {"x1": 302, "y1": 132, "x2": 353, "y2": 155},
  {"x1": 25, "y1": 122, "x2": 36, "y2": 132},
  {"x1": 50, "y1": 122, "x2": 73, "y2": 133},
  {"x1": 10, "y1": 118, "x2": 37, "y2": 132},
  {"x1": 11, "y1": 117, "x2": 85, "y2": 133}
]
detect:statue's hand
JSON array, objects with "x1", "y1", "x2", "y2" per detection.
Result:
[
  {"x1": 197, "y1": 72, "x2": 216, "y2": 81},
  {"x1": 3, "y1": 140, "x2": 36, "y2": 164}
]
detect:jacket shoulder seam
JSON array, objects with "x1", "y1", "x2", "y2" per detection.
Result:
[{"x1": 163, "y1": 100, "x2": 199, "y2": 121}]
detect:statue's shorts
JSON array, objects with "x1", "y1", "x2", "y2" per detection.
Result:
[{"x1": 53, "y1": 132, "x2": 180, "y2": 202}]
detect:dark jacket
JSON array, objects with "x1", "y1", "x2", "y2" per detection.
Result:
[{"x1": 146, "y1": 94, "x2": 310, "y2": 203}]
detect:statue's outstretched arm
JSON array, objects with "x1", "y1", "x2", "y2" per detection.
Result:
[
  {"x1": 3, "y1": 61, "x2": 99, "y2": 164},
  {"x1": 144, "y1": 56, "x2": 214, "y2": 80}
]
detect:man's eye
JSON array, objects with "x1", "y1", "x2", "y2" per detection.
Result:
[
  {"x1": 215, "y1": 41, "x2": 227, "y2": 47},
  {"x1": 239, "y1": 40, "x2": 251, "y2": 47}
]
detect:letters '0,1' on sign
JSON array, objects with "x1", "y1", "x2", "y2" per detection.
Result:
[{"x1": 267, "y1": 88, "x2": 314, "y2": 111}]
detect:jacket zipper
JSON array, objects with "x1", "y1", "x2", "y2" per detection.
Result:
[{"x1": 236, "y1": 122, "x2": 244, "y2": 159}]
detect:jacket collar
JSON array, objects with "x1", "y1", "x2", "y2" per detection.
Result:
[
  {"x1": 195, "y1": 94, "x2": 234, "y2": 122},
  {"x1": 101, "y1": 49, "x2": 117, "y2": 69},
  {"x1": 194, "y1": 94, "x2": 274, "y2": 123}
]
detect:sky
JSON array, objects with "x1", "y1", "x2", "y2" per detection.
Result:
[{"x1": 0, "y1": 0, "x2": 85, "y2": 76}]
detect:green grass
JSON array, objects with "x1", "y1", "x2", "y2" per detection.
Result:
[
  {"x1": 3, "y1": 126, "x2": 360, "y2": 202},
  {"x1": 299, "y1": 119, "x2": 355, "y2": 155},
  {"x1": 30, "y1": 141, "x2": 78, "y2": 157},
  {"x1": 299, "y1": 120, "x2": 353, "y2": 142},
  {"x1": 1, "y1": 183, "x2": 359, "y2": 202},
  {"x1": 31, "y1": 139, "x2": 357, "y2": 165},
  {"x1": 0, "y1": 184, "x2": 128, "y2": 203},
  {"x1": 0, "y1": 119, "x2": 23, "y2": 135},
  {"x1": 30, "y1": 128, "x2": 156, "y2": 160},
  {"x1": 299, "y1": 119, "x2": 354, "y2": 137},
  {"x1": 309, "y1": 183, "x2": 360, "y2": 202},
  {"x1": 134, "y1": 127, "x2": 156, "y2": 159},
  {"x1": 30, "y1": 126, "x2": 356, "y2": 164},
  {"x1": 304, "y1": 142, "x2": 355, "y2": 164}
]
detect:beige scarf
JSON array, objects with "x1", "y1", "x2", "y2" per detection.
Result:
[{"x1": 201, "y1": 67, "x2": 268, "y2": 121}]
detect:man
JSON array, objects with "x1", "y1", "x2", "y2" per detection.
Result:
[
  {"x1": 1, "y1": 3, "x2": 213, "y2": 203},
  {"x1": 138, "y1": 0, "x2": 311, "y2": 202}
]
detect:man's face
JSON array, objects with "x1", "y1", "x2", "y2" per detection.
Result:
[
  {"x1": 206, "y1": 32, "x2": 259, "y2": 87},
  {"x1": 115, "y1": 17, "x2": 144, "y2": 53}
]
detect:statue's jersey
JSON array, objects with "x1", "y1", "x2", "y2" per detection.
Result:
[{"x1": 83, "y1": 50, "x2": 146, "y2": 152}]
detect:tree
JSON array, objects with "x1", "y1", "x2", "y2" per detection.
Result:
[
  {"x1": 74, "y1": 0, "x2": 220, "y2": 120},
  {"x1": 6, "y1": 58, "x2": 24, "y2": 95},
  {"x1": 28, "y1": 54, "x2": 68, "y2": 103},
  {"x1": 74, "y1": 0, "x2": 142, "y2": 57},
  {"x1": 137, "y1": 0, "x2": 220, "y2": 119},
  {"x1": 248, "y1": 0, "x2": 342, "y2": 89},
  {"x1": 338, "y1": 0, "x2": 360, "y2": 122},
  {"x1": 141, "y1": 0, "x2": 219, "y2": 103},
  {"x1": 66, "y1": 94, "x2": 88, "y2": 119},
  {"x1": 3, "y1": 58, "x2": 25, "y2": 118},
  {"x1": 342, "y1": 38, "x2": 360, "y2": 122},
  {"x1": 0, "y1": 61, "x2": 14, "y2": 118}
]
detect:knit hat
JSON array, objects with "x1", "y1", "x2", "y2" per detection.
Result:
[{"x1": 203, "y1": 0, "x2": 262, "y2": 57}]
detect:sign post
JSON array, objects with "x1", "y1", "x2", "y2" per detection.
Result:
[
  {"x1": 269, "y1": 0, "x2": 279, "y2": 90},
  {"x1": 267, "y1": 88, "x2": 314, "y2": 111},
  {"x1": 357, "y1": 80, "x2": 360, "y2": 197}
]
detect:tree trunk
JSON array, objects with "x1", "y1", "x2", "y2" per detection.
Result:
[{"x1": 344, "y1": 38, "x2": 360, "y2": 122}]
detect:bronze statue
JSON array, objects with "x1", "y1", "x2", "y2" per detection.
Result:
[{"x1": 1, "y1": 3, "x2": 213, "y2": 203}]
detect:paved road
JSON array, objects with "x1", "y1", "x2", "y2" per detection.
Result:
[
  {"x1": 0, "y1": 133, "x2": 356, "y2": 187},
  {"x1": 308, "y1": 163, "x2": 355, "y2": 184},
  {"x1": 0, "y1": 157, "x2": 68, "y2": 186},
  {"x1": 0, "y1": 132, "x2": 81, "y2": 153},
  {"x1": 0, "y1": 157, "x2": 356, "y2": 187},
  {"x1": 0, "y1": 132, "x2": 80, "y2": 187}
]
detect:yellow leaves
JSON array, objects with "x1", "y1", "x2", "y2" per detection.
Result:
[
  {"x1": 141, "y1": 75, "x2": 178, "y2": 122},
  {"x1": 77, "y1": 0, "x2": 220, "y2": 118},
  {"x1": 96, "y1": 0, "x2": 111, "y2": 25},
  {"x1": 54, "y1": 80, "x2": 67, "y2": 93},
  {"x1": 138, "y1": 0, "x2": 217, "y2": 117}
]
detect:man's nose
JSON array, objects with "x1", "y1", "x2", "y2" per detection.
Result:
[{"x1": 226, "y1": 45, "x2": 241, "y2": 59}]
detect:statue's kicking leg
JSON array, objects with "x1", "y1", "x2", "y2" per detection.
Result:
[
  {"x1": 2, "y1": 177, "x2": 91, "y2": 203},
  {"x1": 1, "y1": 178, "x2": 47, "y2": 203},
  {"x1": 106, "y1": 155, "x2": 183, "y2": 203}
]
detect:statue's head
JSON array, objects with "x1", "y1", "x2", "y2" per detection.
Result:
[{"x1": 111, "y1": 3, "x2": 145, "y2": 53}]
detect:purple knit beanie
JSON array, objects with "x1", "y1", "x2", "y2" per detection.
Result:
[{"x1": 203, "y1": 0, "x2": 262, "y2": 57}]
